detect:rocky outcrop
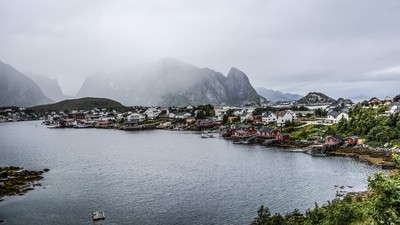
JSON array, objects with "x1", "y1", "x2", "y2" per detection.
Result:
[{"x1": 297, "y1": 92, "x2": 335, "y2": 104}]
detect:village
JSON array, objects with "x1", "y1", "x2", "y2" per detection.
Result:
[{"x1": 2, "y1": 96, "x2": 399, "y2": 158}]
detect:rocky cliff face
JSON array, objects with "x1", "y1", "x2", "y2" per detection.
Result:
[
  {"x1": 0, "y1": 61, "x2": 53, "y2": 107},
  {"x1": 297, "y1": 92, "x2": 335, "y2": 104},
  {"x1": 77, "y1": 58, "x2": 264, "y2": 106}
]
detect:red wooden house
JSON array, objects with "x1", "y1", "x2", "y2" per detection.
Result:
[
  {"x1": 326, "y1": 135, "x2": 345, "y2": 145},
  {"x1": 257, "y1": 126, "x2": 280, "y2": 137},
  {"x1": 233, "y1": 125, "x2": 257, "y2": 137},
  {"x1": 252, "y1": 115, "x2": 262, "y2": 123},
  {"x1": 278, "y1": 133, "x2": 290, "y2": 141},
  {"x1": 346, "y1": 136, "x2": 359, "y2": 145},
  {"x1": 69, "y1": 112, "x2": 85, "y2": 121}
]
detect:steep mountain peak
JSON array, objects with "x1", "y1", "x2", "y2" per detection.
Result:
[
  {"x1": 227, "y1": 67, "x2": 247, "y2": 79},
  {"x1": 77, "y1": 59, "x2": 264, "y2": 106},
  {"x1": 0, "y1": 61, "x2": 53, "y2": 107}
]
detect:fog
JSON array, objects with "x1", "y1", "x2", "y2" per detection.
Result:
[{"x1": 1, "y1": 0, "x2": 399, "y2": 98}]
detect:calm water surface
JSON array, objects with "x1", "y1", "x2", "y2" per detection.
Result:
[{"x1": 0, "y1": 121, "x2": 380, "y2": 225}]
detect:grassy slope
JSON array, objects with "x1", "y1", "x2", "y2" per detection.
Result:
[{"x1": 28, "y1": 97, "x2": 128, "y2": 112}]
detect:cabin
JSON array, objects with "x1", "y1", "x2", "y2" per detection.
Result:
[
  {"x1": 257, "y1": 126, "x2": 280, "y2": 138},
  {"x1": 278, "y1": 133, "x2": 290, "y2": 142},
  {"x1": 346, "y1": 136, "x2": 359, "y2": 145},
  {"x1": 69, "y1": 112, "x2": 85, "y2": 121},
  {"x1": 197, "y1": 119, "x2": 214, "y2": 128},
  {"x1": 233, "y1": 125, "x2": 257, "y2": 137},
  {"x1": 252, "y1": 115, "x2": 262, "y2": 123},
  {"x1": 326, "y1": 135, "x2": 345, "y2": 145},
  {"x1": 238, "y1": 125, "x2": 257, "y2": 135},
  {"x1": 368, "y1": 97, "x2": 382, "y2": 107}
]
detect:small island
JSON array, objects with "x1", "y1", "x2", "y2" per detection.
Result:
[{"x1": 0, "y1": 166, "x2": 49, "y2": 200}]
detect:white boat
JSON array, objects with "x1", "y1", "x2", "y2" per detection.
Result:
[
  {"x1": 92, "y1": 211, "x2": 106, "y2": 221},
  {"x1": 201, "y1": 131, "x2": 214, "y2": 138},
  {"x1": 47, "y1": 124, "x2": 60, "y2": 129}
]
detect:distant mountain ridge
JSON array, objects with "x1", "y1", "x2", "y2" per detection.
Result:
[
  {"x1": 28, "y1": 75, "x2": 69, "y2": 102},
  {"x1": 297, "y1": 92, "x2": 335, "y2": 104},
  {"x1": 256, "y1": 87, "x2": 303, "y2": 102},
  {"x1": 0, "y1": 61, "x2": 52, "y2": 107},
  {"x1": 77, "y1": 58, "x2": 265, "y2": 106}
]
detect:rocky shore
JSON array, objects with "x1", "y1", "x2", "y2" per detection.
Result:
[{"x1": 0, "y1": 166, "x2": 49, "y2": 200}]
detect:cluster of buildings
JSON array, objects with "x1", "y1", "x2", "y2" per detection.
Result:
[{"x1": 0, "y1": 107, "x2": 38, "y2": 122}]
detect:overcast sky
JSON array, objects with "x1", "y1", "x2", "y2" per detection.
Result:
[{"x1": 1, "y1": 0, "x2": 399, "y2": 98}]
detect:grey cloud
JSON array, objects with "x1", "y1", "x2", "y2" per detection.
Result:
[{"x1": 0, "y1": 0, "x2": 399, "y2": 97}]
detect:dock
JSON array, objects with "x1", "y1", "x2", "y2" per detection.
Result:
[{"x1": 92, "y1": 211, "x2": 106, "y2": 221}]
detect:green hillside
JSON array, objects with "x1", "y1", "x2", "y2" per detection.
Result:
[{"x1": 29, "y1": 97, "x2": 128, "y2": 112}]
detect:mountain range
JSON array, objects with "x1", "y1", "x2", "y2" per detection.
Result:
[
  {"x1": 0, "y1": 61, "x2": 52, "y2": 107},
  {"x1": 77, "y1": 58, "x2": 265, "y2": 106},
  {"x1": 28, "y1": 75, "x2": 70, "y2": 102},
  {"x1": 256, "y1": 87, "x2": 303, "y2": 102}
]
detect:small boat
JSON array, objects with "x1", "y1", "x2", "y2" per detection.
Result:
[
  {"x1": 47, "y1": 124, "x2": 60, "y2": 129},
  {"x1": 92, "y1": 211, "x2": 106, "y2": 221},
  {"x1": 73, "y1": 124, "x2": 90, "y2": 129},
  {"x1": 201, "y1": 131, "x2": 214, "y2": 138}
]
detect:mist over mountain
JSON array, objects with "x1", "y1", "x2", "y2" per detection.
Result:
[
  {"x1": 28, "y1": 75, "x2": 69, "y2": 102},
  {"x1": 0, "y1": 61, "x2": 53, "y2": 107},
  {"x1": 77, "y1": 58, "x2": 265, "y2": 106},
  {"x1": 256, "y1": 87, "x2": 303, "y2": 102}
]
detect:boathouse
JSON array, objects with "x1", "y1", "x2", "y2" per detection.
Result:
[
  {"x1": 257, "y1": 126, "x2": 280, "y2": 138},
  {"x1": 346, "y1": 136, "x2": 359, "y2": 145}
]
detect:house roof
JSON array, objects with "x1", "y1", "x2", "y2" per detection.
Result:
[
  {"x1": 279, "y1": 133, "x2": 290, "y2": 136},
  {"x1": 328, "y1": 135, "x2": 345, "y2": 141},
  {"x1": 240, "y1": 125, "x2": 251, "y2": 129},
  {"x1": 277, "y1": 111, "x2": 286, "y2": 117},
  {"x1": 258, "y1": 126, "x2": 277, "y2": 133},
  {"x1": 235, "y1": 130, "x2": 247, "y2": 134},
  {"x1": 262, "y1": 112, "x2": 276, "y2": 117},
  {"x1": 347, "y1": 136, "x2": 359, "y2": 140},
  {"x1": 328, "y1": 111, "x2": 347, "y2": 118}
]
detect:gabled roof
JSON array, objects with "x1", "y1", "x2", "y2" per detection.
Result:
[
  {"x1": 240, "y1": 124, "x2": 251, "y2": 129},
  {"x1": 277, "y1": 111, "x2": 287, "y2": 117},
  {"x1": 347, "y1": 136, "x2": 359, "y2": 140},
  {"x1": 258, "y1": 126, "x2": 277, "y2": 133},
  {"x1": 328, "y1": 110, "x2": 347, "y2": 118},
  {"x1": 262, "y1": 111, "x2": 276, "y2": 117},
  {"x1": 235, "y1": 130, "x2": 247, "y2": 134},
  {"x1": 328, "y1": 135, "x2": 345, "y2": 141}
]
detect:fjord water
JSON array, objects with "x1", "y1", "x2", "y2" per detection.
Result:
[{"x1": 0, "y1": 122, "x2": 379, "y2": 225}]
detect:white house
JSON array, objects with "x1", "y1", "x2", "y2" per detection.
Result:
[
  {"x1": 169, "y1": 112, "x2": 192, "y2": 119},
  {"x1": 261, "y1": 112, "x2": 277, "y2": 124},
  {"x1": 127, "y1": 113, "x2": 146, "y2": 122},
  {"x1": 144, "y1": 108, "x2": 160, "y2": 119},
  {"x1": 325, "y1": 111, "x2": 349, "y2": 124},
  {"x1": 276, "y1": 110, "x2": 297, "y2": 126},
  {"x1": 388, "y1": 102, "x2": 400, "y2": 114},
  {"x1": 240, "y1": 112, "x2": 253, "y2": 122}
]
